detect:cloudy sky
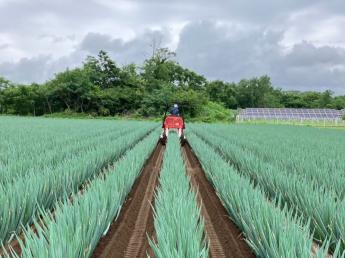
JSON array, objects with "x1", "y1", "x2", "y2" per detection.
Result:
[{"x1": 0, "y1": 0, "x2": 345, "y2": 93}]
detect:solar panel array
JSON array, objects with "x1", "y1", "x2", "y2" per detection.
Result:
[{"x1": 238, "y1": 108, "x2": 343, "y2": 121}]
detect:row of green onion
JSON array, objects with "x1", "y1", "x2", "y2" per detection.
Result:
[
  {"x1": 149, "y1": 133, "x2": 208, "y2": 258},
  {"x1": 191, "y1": 124, "x2": 345, "y2": 254},
  {"x1": 194, "y1": 124, "x2": 345, "y2": 198},
  {"x1": 188, "y1": 131, "x2": 344, "y2": 258},
  {"x1": 1, "y1": 128, "x2": 159, "y2": 258},
  {"x1": 0, "y1": 118, "x2": 157, "y2": 244}
]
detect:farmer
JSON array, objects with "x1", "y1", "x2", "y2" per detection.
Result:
[
  {"x1": 170, "y1": 103, "x2": 180, "y2": 116},
  {"x1": 167, "y1": 104, "x2": 182, "y2": 137}
]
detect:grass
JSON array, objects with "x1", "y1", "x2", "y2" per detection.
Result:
[{"x1": 236, "y1": 118, "x2": 345, "y2": 129}]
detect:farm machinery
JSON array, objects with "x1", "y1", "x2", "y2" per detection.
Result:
[{"x1": 159, "y1": 105, "x2": 186, "y2": 145}]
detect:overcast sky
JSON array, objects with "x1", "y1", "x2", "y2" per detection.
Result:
[{"x1": 0, "y1": 0, "x2": 345, "y2": 93}]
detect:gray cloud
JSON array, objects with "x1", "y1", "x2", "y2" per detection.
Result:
[
  {"x1": 0, "y1": 30, "x2": 171, "y2": 83},
  {"x1": 0, "y1": 0, "x2": 345, "y2": 93},
  {"x1": 0, "y1": 43, "x2": 9, "y2": 49},
  {"x1": 176, "y1": 21, "x2": 345, "y2": 94},
  {"x1": 283, "y1": 42, "x2": 345, "y2": 66},
  {"x1": 78, "y1": 30, "x2": 171, "y2": 64},
  {"x1": 0, "y1": 55, "x2": 53, "y2": 83},
  {"x1": 0, "y1": 51, "x2": 86, "y2": 83}
]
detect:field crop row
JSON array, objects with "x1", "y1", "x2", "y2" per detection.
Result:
[
  {"x1": 194, "y1": 124, "x2": 345, "y2": 198},
  {"x1": 188, "y1": 132, "x2": 322, "y2": 257},
  {"x1": 2, "y1": 128, "x2": 159, "y2": 258},
  {"x1": 0, "y1": 118, "x2": 157, "y2": 244},
  {"x1": 149, "y1": 134, "x2": 208, "y2": 258},
  {"x1": 0, "y1": 118, "x2": 131, "y2": 182},
  {"x1": 190, "y1": 124, "x2": 345, "y2": 254}
]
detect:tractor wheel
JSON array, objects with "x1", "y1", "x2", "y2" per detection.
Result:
[
  {"x1": 180, "y1": 134, "x2": 186, "y2": 146},
  {"x1": 160, "y1": 134, "x2": 167, "y2": 145}
]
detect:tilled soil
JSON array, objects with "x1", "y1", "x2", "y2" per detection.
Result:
[
  {"x1": 91, "y1": 142, "x2": 164, "y2": 258},
  {"x1": 0, "y1": 231, "x2": 23, "y2": 256},
  {"x1": 182, "y1": 142, "x2": 255, "y2": 258}
]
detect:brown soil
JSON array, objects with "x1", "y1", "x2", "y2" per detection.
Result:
[
  {"x1": 0, "y1": 212, "x2": 44, "y2": 256},
  {"x1": 182, "y1": 142, "x2": 256, "y2": 258},
  {"x1": 312, "y1": 241, "x2": 333, "y2": 258},
  {"x1": 0, "y1": 232, "x2": 22, "y2": 256},
  {"x1": 91, "y1": 142, "x2": 164, "y2": 258}
]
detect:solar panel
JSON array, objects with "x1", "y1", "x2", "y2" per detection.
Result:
[{"x1": 238, "y1": 108, "x2": 343, "y2": 121}]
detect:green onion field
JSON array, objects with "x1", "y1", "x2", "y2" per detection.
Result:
[{"x1": 0, "y1": 116, "x2": 344, "y2": 258}]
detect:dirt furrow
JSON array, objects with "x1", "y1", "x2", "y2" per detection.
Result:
[
  {"x1": 91, "y1": 142, "x2": 164, "y2": 258},
  {"x1": 182, "y1": 142, "x2": 255, "y2": 258}
]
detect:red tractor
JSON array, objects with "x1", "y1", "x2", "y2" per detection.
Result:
[{"x1": 160, "y1": 106, "x2": 186, "y2": 145}]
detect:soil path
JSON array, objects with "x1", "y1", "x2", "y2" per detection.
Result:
[
  {"x1": 91, "y1": 142, "x2": 164, "y2": 258},
  {"x1": 182, "y1": 142, "x2": 255, "y2": 258}
]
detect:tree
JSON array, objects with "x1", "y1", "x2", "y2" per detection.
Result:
[
  {"x1": 139, "y1": 84, "x2": 174, "y2": 116},
  {"x1": 141, "y1": 48, "x2": 176, "y2": 91},
  {"x1": 206, "y1": 80, "x2": 238, "y2": 108},
  {"x1": 319, "y1": 90, "x2": 333, "y2": 108},
  {"x1": 235, "y1": 76, "x2": 283, "y2": 108},
  {"x1": 120, "y1": 64, "x2": 142, "y2": 88},
  {"x1": 1, "y1": 49, "x2": 345, "y2": 118},
  {"x1": 49, "y1": 68, "x2": 94, "y2": 112},
  {"x1": 84, "y1": 51, "x2": 122, "y2": 89},
  {"x1": 301, "y1": 92, "x2": 323, "y2": 108},
  {"x1": 332, "y1": 96, "x2": 345, "y2": 109},
  {"x1": 0, "y1": 76, "x2": 12, "y2": 89},
  {"x1": 0, "y1": 89, "x2": 4, "y2": 113},
  {"x1": 142, "y1": 48, "x2": 207, "y2": 94},
  {"x1": 139, "y1": 84, "x2": 207, "y2": 118},
  {"x1": 0, "y1": 77, "x2": 12, "y2": 113},
  {"x1": 37, "y1": 83, "x2": 54, "y2": 114},
  {"x1": 170, "y1": 64, "x2": 207, "y2": 90},
  {"x1": 151, "y1": 47, "x2": 176, "y2": 64},
  {"x1": 0, "y1": 86, "x2": 35, "y2": 115},
  {"x1": 174, "y1": 89, "x2": 207, "y2": 118}
]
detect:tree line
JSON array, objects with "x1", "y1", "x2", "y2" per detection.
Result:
[{"x1": 1, "y1": 49, "x2": 345, "y2": 119}]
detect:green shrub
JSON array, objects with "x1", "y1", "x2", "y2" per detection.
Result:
[
  {"x1": 189, "y1": 101, "x2": 234, "y2": 123},
  {"x1": 43, "y1": 110, "x2": 93, "y2": 119},
  {"x1": 99, "y1": 107, "x2": 110, "y2": 116}
]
